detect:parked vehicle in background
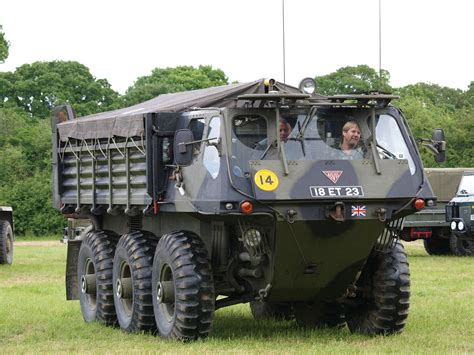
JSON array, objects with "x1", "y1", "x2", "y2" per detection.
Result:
[
  {"x1": 446, "y1": 171, "x2": 474, "y2": 255},
  {"x1": 401, "y1": 168, "x2": 474, "y2": 256},
  {"x1": 0, "y1": 206, "x2": 14, "y2": 265}
]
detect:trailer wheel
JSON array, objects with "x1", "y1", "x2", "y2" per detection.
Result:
[
  {"x1": 113, "y1": 231, "x2": 158, "y2": 332},
  {"x1": 250, "y1": 301, "x2": 294, "y2": 321},
  {"x1": 0, "y1": 220, "x2": 14, "y2": 265},
  {"x1": 346, "y1": 241, "x2": 410, "y2": 335},
  {"x1": 423, "y1": 237, "x2": 451, "y2": 255},
  {"x1": 78, "y1": 230, "x2": 118, "y2": 325},
  {"x1": 152, "y1": 231, "x2": 215, "y2": 340},
  {"x1": 449, "y1": 234, "x2": 474, "y2": 256},
  {"x1": 294, "y1": 301, "x2": 345, "y2": 328}
]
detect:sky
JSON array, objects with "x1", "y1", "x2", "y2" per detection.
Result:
[{"x1": 1, "y1": 0, "x2": 473, "y2": 94}]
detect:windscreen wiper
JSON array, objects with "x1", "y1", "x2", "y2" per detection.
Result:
[{"x1": 376, "y1": 143, "x2": 397, "y2": 159}]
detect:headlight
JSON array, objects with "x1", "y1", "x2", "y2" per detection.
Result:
[
  {"x1": 451, "y1": 221, "x2": 457, "y2": 230},
  {"x1": 243, "y1": 229, "x2": 262, "y2": 248},
  {"x1": 458, "y1": 221, "x2": 465, "y2": 231}
]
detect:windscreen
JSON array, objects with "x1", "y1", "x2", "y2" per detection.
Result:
[
  {"x1": 229, "y1": 108, "x2": 416, "y2": 177},
  {"x1": 457, "y1": 174, "x2": 474, "y2": 196}
]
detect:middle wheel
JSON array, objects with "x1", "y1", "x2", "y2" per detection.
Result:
[
  {"x1": 113, "y1": 231, "x2": 158, "y2": 333},
  {"x1": 152, "y1": 231, "x2": 215, "y2": 340}
]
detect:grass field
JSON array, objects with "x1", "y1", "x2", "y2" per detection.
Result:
[{"x1": 1, "y1": 240, "x2": 473, "y2": 353}]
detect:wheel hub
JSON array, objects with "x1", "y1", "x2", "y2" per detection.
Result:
[
  {"x1": 156, "y1": 281, "x2": 175, "y2": 304},
  {"x1": 81, "y1": 273, "x2": 96, "y2": 294},
  {"x1": 116, "y1": 277, "x2": 133, "y2": 299}
]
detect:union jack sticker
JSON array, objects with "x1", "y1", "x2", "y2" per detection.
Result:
[{"x1": 351, "y1": 205, "x2": 366, "y2": 217}]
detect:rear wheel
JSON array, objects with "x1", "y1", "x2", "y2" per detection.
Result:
[
  {"x1": 294, "y1": 301, "x2": 345, "y2": 328},
  {"x1": 113, "y1": 231, "x2": 158, "y2": 332},
  {"x1": 423, "y1": 237, "x2": 451, "y2": 255},
  {"x1": 152, "y1": 231, "x2": 215, "y2": 340},
  {"x1": 250, "y1": 301, "x2": 294, "y2": 321},
  {"x1": 346, "y1": 241, "x2": 410, "y2": 335},
  {"x1": 449, "y1": 234, "x2": 474, "y2": 256},
  {"x1": 0, "y1": 220, "x2": 13, "y2": 265},
  {"x1": 78, "y1": 230, "x2": 118, "y2": 324}
]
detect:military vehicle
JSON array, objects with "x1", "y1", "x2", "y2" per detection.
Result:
[
  {"x1": 51, "y1": 79, "x2": 445, "y2": 340},
  {"x1": 446, "y1": 171, "x2": 474, "y2": 255},
  {"x1": 0, "y1": 206, "x2": 14, "y2": 265},
  {"x1": 401, "y1": 168, "x2": 474, "y2": 255}
]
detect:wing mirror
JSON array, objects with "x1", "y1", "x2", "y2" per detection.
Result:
[
  {"x1": 420, "y1": 128, "x2": 446, "y2": 163},
  {"x1": 174, "y1": 129, "x2": 194, "y2": 166}
]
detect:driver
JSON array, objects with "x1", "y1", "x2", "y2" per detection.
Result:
[{"x1": 339, "y1": 121, "x2": 364, "y2": 159}]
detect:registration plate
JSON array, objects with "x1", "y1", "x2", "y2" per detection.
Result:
[{"x1": 309, "y1": 186, "x2": 364, "y2": 198}]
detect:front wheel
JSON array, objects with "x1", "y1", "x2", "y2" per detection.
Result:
[
  {"x1": 152, "y1": 231, "x2": 215, "y2": 340},
  {"x1": 0, "y1": 220, "x2": 13, "y2": 265},
  {"x1": 346, "y1": 241, "x2": 410, "y2": 335},
  {"x1": 423, "y1": 237, "x2": 451, "y2": 255},
  {"x1": 449, "y1": 234, "x2": 474, "y2": 256}
]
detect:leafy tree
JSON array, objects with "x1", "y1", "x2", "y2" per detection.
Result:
[
  {"x1": 315, "y1": 65, "x2": 392, "y2": 95},
  {"x1": 0, "y1": 61, "x2": 120, "y2": 118},
  {"x1": 0, "y1": 25, "x2": 8, "y2": 63},
  {"x1": 0, "y1": 170, "x2": 64, "y2": 235},
  {"x1": 122, "y1": 65, "x2": 228, "y2": 106},
  {"x1": 396, "y1": 83, "x2": 467, "y2": 112},
  {"x1": 0, "y1": 107, "x2": 64, "y2": 235}
]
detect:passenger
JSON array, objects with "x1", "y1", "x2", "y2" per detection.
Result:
[
  {"x1": 338, "y1": 121, "x2": 364, "y2": 159},
  {"x1": 279, "y1": 118, "x2": 292, "y2": 142}
]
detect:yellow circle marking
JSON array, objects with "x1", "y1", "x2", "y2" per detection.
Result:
[{"x1": 254, "y1": 170, "x2": 279, "y2": 192}]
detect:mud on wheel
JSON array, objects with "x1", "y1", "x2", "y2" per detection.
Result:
[
  {"x1": 0, "y1": 220, "x2": 14, "y2": 265},
  {"x1": 78, "y1": 230, "x2": 118, "y2": 324},
  {"x1": 345, "y1": 240, "x2": 410, "y2": 335},
  {"x1": 152, "y1": 231, "x2": 215, "y2": 340},
  {"x1": 113, "y1": 231, "x2": 158, "y2": 332}
]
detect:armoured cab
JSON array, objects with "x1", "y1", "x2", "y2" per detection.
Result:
[{"x1": 169, "y1": 92, "x2": 437, "y2": 305}]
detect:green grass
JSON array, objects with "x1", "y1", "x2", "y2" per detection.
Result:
[{"x1": 0, "y1": 241, "x2": 473, "y2": 353}]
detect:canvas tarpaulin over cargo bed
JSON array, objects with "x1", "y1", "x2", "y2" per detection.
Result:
[{"x1": 56, "y1": 80, "x2": 304, "y2": 142}]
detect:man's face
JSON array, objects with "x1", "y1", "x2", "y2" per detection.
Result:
[
  {"x1": 343, "y1": 126, "x2": 361, "y2": 148},
  {"x1": 279, "y1": 121, "x2": 291, "y2": 142}
]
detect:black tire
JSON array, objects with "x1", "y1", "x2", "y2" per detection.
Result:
[
  {"x1": 423, "y1": 237, "x2": 451, "y2": 255},
  {"x1": 78, "y1": 230, "x2": 118, "y2": 325},
  {"x1": 294, "y1": 301, "x2": 345, "y2": 329},
  {"x1": 0, "y1": 220, "x2": 14, "y2": 265},
  {"x1": 346, "y1": 241, "x2": 410, "y2": 335},
  {"x1": 449, "y1": 234, "x2": 474, "y2": 256},
  {"x1": 113, "y1": 231, "x2": 158, "y2": 332},
  {"x1": 0, "y1": 221, "x2": 13, "y2": 265},
  {"x1": 152, "y1": 231, "x2": 215, "y2": 340},
  {"x1": 250, "y1": 301, "x2": 294, "y2": 321}
]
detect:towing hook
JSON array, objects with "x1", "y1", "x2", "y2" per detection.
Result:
[
  {"x1": 327, "y1": 201, "x2": 345, "y2": 222},
  {"x1": 375, "y1": 207, "x2": 387, "y2": 222}
]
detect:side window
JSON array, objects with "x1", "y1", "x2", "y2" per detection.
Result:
[
  {"x1": 232, "y1": 115, "x2": 267, "y2": 150},
  {"x1": 203, "y1": 116, "x2": 221, "y2": 179},
  {"x1": 188, "y1": 118, "x2": 205, "y2": 141},
  {"x1": 376, "y1": 114, "x2": 416, "y2": 174}
]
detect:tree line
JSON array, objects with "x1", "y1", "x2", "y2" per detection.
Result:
[{"x1": 0, "y1": 28, "x2": 472, "y2": 236}]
